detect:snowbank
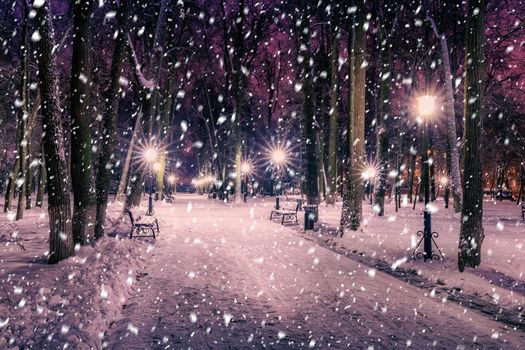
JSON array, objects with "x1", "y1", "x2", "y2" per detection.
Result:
[{"x1": 0, "y1": 202, "x2": 152, "y2": 349}]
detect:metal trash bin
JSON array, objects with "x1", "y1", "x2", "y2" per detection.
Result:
[{"x1": 303, "y1": 204, "x2": 318, "y2": 230}]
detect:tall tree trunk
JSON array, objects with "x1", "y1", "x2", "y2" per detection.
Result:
[
  {"x1": 459, "y1": 0, "x2": 485, "y2": 272},
  {"x1": 373, "y1": 36, "x2": 392, "y2": 217},
  {"x1": 326, "y1": 30, "x2": 339, "y2": 205},
  {"x1": 15, "y1": 2, "x2": 30, "y2": 220},
  {"x1": 300, "y1": 7, "x2": 319, "y2": 205},
  {"x1": 4, "y1": 159, "x2": 19, "y2": 213},
  {"x1": 426, "y1": 14, "x2": 463, "y2": 213},
  {"x1": 24, "y1": 91, "x2": 40, "y2": 210},
  {"x1": 156, "y1": 71, "x2": 175, "y2": 202},
  {"x1": 408, "y1": 145, "x2": 417, "y2": 203},
  {"x1": 204, "y1": 86, "x2": 222, "y2": 179},
  {"x1": 36, "y1": 142, "x2": 46, "y2": 208},
  {"x1": 340, "y1": 1, "x2": 356, "y2": 232},
  {"x1": 344, "y1": 0, "x2": 367, "y2": 231},
  {"x1": 95, "y1": 0, "x2": 129, "y2": 239},
  {"x1": 70, "y1": 0, "x2": 96, "y2": 245},
  {"x1": 125, "y1": 0, "x2": 171, "y2": 208},
  {"x1": 115, "y1": 110, "x2": 142, "y2": 202},
  {"x1": 233, "y1": 0, "x2": 246, "y2": 203},
  {"x1": 35, "y1": 0, "x2": 74, "y2": 264}
]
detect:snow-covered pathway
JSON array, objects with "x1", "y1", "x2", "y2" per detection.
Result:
[{"x1": 107, "y1": 194, "x2": 525, "y2": 349}]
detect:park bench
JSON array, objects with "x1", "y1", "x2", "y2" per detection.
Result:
[
  {"x1": 270, "y1": 202, "x2": 300, "y2": 225},
  {"x1": 124, "y1": 208, "x2": 160, "y2": 239},
  {"x1": 164, "y1": 192, "x2": 174, "y2": 203}
]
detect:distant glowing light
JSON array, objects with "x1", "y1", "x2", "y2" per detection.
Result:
[
  {"x1": 152, "y1": 162, "x2": 161, "y2": 172},
  {"x1": 271, "y1": 149, "x2": 287, "y2": 165},
  {"x1": 168, "y1": 174, "x2": 176, "y2": 185},
  {"x1": 261, "y1": 137, "x2": 298, "y2": 171},
  {"x1": 241, "y1": 161, "x2": 253, "y2": 176},
  {"x1": 417, "y1": 95, "x2": 437, "y2": 117},
  {"x1": 144, "y1": 147, "x2": 158, "y2": 163},
  {"x1": 361, "y1": 167, "x2": 377, "y2": 180},
  {"x1": 439, "y1": 176, "x2": 449, "y2": 186},
  {"x1": 192, "y1": 175, "x2": 216, "y2": 189}
]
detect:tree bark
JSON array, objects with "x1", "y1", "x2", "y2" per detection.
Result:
[
  {"x1": 426, "y1": 14, "x2": 463, "y2": 213},
  {"x1": 4, "y1": 158, "x2": 19, "y2": 213},
  {"x1": 115, "y1": 110, "x2": 142, "y2": 202},
  {"x1": 15, "y1": 2, "x2": 30, "y2": 220},
  {"x1": 340, "y1": 1, "x2": 357, "y2": 232},
  {"x1": 70, "y1": 0, "x2": 96, "y2": 245},
  {"x1": 408, "y1": 145, "x2": 417, "y2": 203},
  {"x1": 156, "y1": 71, "x2": 175, "y2": 201},
  {"x1": 326, "y1": 30, "x2": 339, "y2": 205},
  {"x1": 95, "y1": 0, "x2": 129, "y2": 239},
  {"x1": 35, "y1": 0, "x2": 74, "y2": 264},
  {"x1": 300, "y1": 6, "x2": 319, "y2": 205},
  {"x1": 36, "y1": 142, "x2": 46, "y2": 208},
  {"x1": 373, "y1": 37, "x2": 392, "y2": 217},
  {"x1": 459, "y1": 0, "x2": 485, "y2": 272},
  {"x1": 343, "y1": 0, "x2": 367, "y2": 231},
  {"x1": 24, "y1": 91, "x2": 40, "y2": 210},
  {"x1": 125, "y1": 0, "x2": 171, "y2": 208},
  {"x1": 233, "y1": 0, "x2": 246, "y2": 203}
]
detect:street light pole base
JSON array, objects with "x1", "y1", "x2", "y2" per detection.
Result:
[{"x1": 412, "y1": 230, "x2": 444, "y2": 261}]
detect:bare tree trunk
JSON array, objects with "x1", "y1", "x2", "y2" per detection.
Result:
[
  {"x1": 300, "y1": 6, "x2": 319, "y2": 206},
  {"x1": 115, "y1": 111, "x2": 142, "y2": 202},
  {"x1": 326, "y1": 30, "x2": 339, "y2": 205},
  {"x1": 426, "y1": 14, "x2": 463, "y2": 213},
  {"x1": 373, "y1": 43, "x2": 391, "y2": 216},
  {"x1": 345, "y1": 0, "x2": 367, "y2": 230},
  {"x1": 340, "y1": 1, "x2": 356, "y2": 232},
  {"x1": 25, "y1": 92, "x2": 40, "y2": 210},
  {"x1": 35, "y1": 0, "x2": 74, "y2": 264},
  {"x1": 125, "y1": 0, "x2": 171, "y2": 208},
  {"x1": 408, "y1": 146, "x2": 417, "y2": 203},
  {"x1": 459, "y1": 0, "x2": 485, "y2": 272},
  {"x1": 36, "y1": 142, "x2": 46, "y2": 208},
  {"x1": 156, "y1": 71, "x2": 175, "y2": 201},
  {"x1": 70, "y1": 0, "x2": 96, "y2": 245},
  {"x1": 95, "y1": 0, "x2": 129, "y2": 239},
  {"x1": 4, "y1": 158, "x2": 19, "y2": 213},
  {"x1": 15, "y1": 2, "x2": 30, "y2": 220},
  {"x1": 233, "y1": 0, "x2": 246, "y2": 203}
]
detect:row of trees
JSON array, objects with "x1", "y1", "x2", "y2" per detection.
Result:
[{"x1": 0, "y1": 0, "x2": 522, "y2": 270}]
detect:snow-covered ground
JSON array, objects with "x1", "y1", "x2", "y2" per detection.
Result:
[
  {"x1": 1, "y1": 194, "x2": 524, "y2": 348},
  {"x1": 314, "y1": 196, "x2": 525, "y2": 318},
  {"x1": 0, "y1": 201, "x2": 153, "y2": 349}
]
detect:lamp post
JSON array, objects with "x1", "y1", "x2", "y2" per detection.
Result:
[
  {"x1": 144, "y1": 147, "x2": 158, "y2": 216},
  {"x1": 241, "y1": 161, "x2": 252, "y2": 203},
  {"x1": 418, "y1": 95, "x2": 436, "y2": 261},
  {"x1": 361, "y1": 166, "x2": 376, "y2": 205},
  {"x1": 167, "y1": 174, "x2": 176, "y2": 195},
  {"x1": 271, "y1": 148, "x2": 287, "y2": 196}
]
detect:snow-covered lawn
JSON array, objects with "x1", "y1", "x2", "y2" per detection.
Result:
[
  {"x1": 1, "y1": 194, "x2": 524, "y2": 349},
  {"x1": 313, "y1": 196, "x2": 525, "y2": 316},
  {"x1": 0, "y1": 202, "x2": 153, "y2": 349}
]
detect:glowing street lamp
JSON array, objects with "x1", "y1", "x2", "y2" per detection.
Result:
[
  {"x1": 415, "y1": 94, "x2": 440, "y2": 261},
  {"x1": 143, "y1": 146, "x2": 159, "y2": 216},
  {"x1": 240, "y1": 161, "x2": 253, "y2": 202},
  {"x1": 144, "y1": 147, "x2": 158, "y2": 163},
  {"x1": 417, "y1": 95, "x2": 437, "y2": 118},
  {"x1": 271, "y1": 149, "x2": 286, "y2": 166},
  {"x1": 167, "y1": 173, "x2": 176, "y2": 197},
  {"x1": 241, "y1": 162, "x2": 252, "y2": 176},
  {"x1": 362, "y1": 166, "x2": 377, "y2": 205}
]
